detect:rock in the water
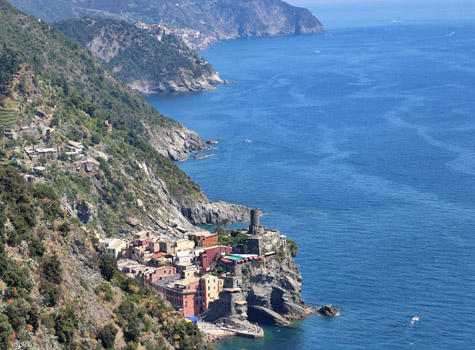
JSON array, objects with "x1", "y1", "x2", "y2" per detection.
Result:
[
  {"x1": 206, "y1": 140, "x2": 219, "y2": 144},
  {"x1": 248, "y1": 306, "x2": 290, "y2": 326},
  {"x1": 317, "y1": 304, "x2": 340, "y2": 317}
]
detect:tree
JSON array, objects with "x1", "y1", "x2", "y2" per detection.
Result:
[
  {"x1": 97, "y1": 323, "x2": 118, "y2": 349},
  {"x1": 5, "y1": 298, "x2": 30, "y2": 331},
  {"x1": 54, "y1": 307, "x2": 77, "y2": 346},
  {"x1": 98, "y1": 254, "x2": 117, "y2": 281},
  {"x1": 221, "y1": 218, "x2": 231, "y2": 228},
  {"x1": 41, "y1": 253, "x2": 62, "y2": 284},
  {"x1": 0, "y1": 315, "x2": 13, "y2": 350}
]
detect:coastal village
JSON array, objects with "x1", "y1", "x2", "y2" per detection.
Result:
[
  {"x1": 99, "y1": 208, "x2": 291, "y2": 338},
  {"x1": 134, "y1": 21, "x2": 201, "y2": 45}
]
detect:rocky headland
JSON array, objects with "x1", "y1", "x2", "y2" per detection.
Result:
[
  {"x1": 201, "y1": 212, "x2": 312, "y2": 329},
  {"x1": 11, "y1": 0, "x2": 326, "y2": 50},
  {"x1": 54, "y1": 17, "x2": 224, "y2": 94}
]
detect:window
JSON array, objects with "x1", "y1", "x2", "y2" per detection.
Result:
[
  {"x1": 208, "y1": 286, "x2": 210, "y2": 290},
  {"x1": 185, "y1": 301, "x2": 188, "y2": 307}
]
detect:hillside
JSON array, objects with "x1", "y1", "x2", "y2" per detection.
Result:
[
  {"x1": 54, "y1": 18, "x2": 223, "y2": 94},
  {"x1": 0, "y1": 166, "x2": 212, "y2": 350},
  {"x1": 0, "y1": 1, "x2": 250, "y2": 345},
  {"x1": 0, "y1": 0, "x2": 249, "y2": 235},
  {"x1": 8, "y1": 0, "x2": 325, "y2": 48}
]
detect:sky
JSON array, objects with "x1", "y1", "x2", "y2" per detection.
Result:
[{"x1": 284, "y1": 0, "x2": 475, "y2": 29}]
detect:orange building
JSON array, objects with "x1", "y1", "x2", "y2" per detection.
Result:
[{"x1": 188, "y1": 231, "x2": 219, "y2": 248}]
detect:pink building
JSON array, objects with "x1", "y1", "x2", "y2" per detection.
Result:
[{"x1": 198, "y1": 246, "x2": 233, "y2": 271}]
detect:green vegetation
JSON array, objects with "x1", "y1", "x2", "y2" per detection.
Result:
[
  {"x1": 0, "y1": 166, "x2": 213, "y2": 349},
  {"x1": 97, "y1": 323, "x2": 118, "y2": 349},
  {"x1": 215, "y1": 226, "x2": 249, "y2": 247},
  {"x1": 276, "y1": 239, "x2": 298, "y2": 260},
  {"x1": 0, "y1": 0, "x2": 180, "y2": 133},
  {"x1": 0, "y1": 314, "x2": 14, "y2": 350},
  {"x1": 287, "y1": 238, "x2": 298, "y2": 258},
  {"x1": 54, "y1": 18, "x2": 216, "y2": 88},
  {"x1": 0, "y1": 0, "x2": 211, "y2": 236},
  {"x1": 98, "y1": 254, "x2": 117, "y2": 281},
  {"x1": 0, "y1": 47, "x2": 23, "y2": 94},
  {"x1": 95, "y1": 282, "x2": 115, "y2": 301}
]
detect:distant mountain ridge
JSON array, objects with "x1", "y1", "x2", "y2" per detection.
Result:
[
  {"x1": 54, "y1": 18, "x2": 223, "y2": 93},
  {"x1": 8, "y1": 0, "x2": 325, "y2": 48}
]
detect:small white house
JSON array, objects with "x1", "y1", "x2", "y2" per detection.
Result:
[{"x1": 104, "y1": 239, "x2": 126, "y2": 259}]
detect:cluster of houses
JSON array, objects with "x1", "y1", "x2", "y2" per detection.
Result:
[
  {"x1": 100, "y1": 218, "x2": 284, "y2": 318},
  {"x1": 100, "y1": 230, "x2": 236, "y2": 317},
  {"x1": 134, "y1": 21, "x2": 201, "y2": 42}
]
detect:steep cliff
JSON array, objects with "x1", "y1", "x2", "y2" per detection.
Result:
[
  {"x1": 245, "y1": 250, "x2": 313, "y2": 322},
  {"x1": 202, "y1": 231, "x2": 311, "y2": 326},
  {"x1": 54, "y1": 18, "x2": 223, "y2": 94}
]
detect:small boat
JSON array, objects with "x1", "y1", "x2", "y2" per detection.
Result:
[
  {"x1": 244, "y1": 139, "x2": 252, "y2": 143},
  {"x1": 412, "y1": 315, "x2": 419, "y2": 322}
]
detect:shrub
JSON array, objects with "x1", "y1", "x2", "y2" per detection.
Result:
[
  {"x1": 40, "y1": 279, "x2": 61, "y2": 306},
  {"x1": 97, "y1": 323, "x2": 118, "y2": 349},
  {"x1": 54, "y1": 306, "x2": 78, "y2": 346},
  {"x1": 95, "y1": 282, "x2": 114, "y2": 301},
  {"x1": 0, "y1": 315, "x2": 14, "y2": 350},
  {"x1": 98, "y1": 254, "x2": 117, "y2": 281},
  {"x1": 41, "y1": 253, "x2": 62, "y2": 284},
  {"x1": 5, "y1": 298, "x2": 30, "y2": 331}
]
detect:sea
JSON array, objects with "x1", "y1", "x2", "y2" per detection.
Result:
[{"x1": 146, "y1": 10, "x2": 475, "y2": 350}]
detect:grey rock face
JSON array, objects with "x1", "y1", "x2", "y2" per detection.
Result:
[
  {"x1": 73, "y1": 200, "x2": 98, "y2": 224},
  {"x1": 180, "y1": 200, "x2": 250, "y2": 225},
  {"x1": 244, "y1": 251, "x2": 313, "y2": 322},
  {"x1": 248, "y1": 305, "x2": 290, "y2": 326},
  {"x1": 129, "y1": 72, "x2": 223, "y2": 94},
  {"x1": 148, "y1": 125, "x2": 207, "y2": 161}
]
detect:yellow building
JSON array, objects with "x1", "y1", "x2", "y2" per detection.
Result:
[
  {"x1": 200, "y1": 274, "x2": 220, "y2": 308},
  {"x1": 174, "y1": 239, "x2": 195, "y2": 254}
]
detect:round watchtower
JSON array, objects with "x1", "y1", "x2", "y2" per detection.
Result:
[{"x1": 250, "y1": 208, "x2": 260, "y2": 228}]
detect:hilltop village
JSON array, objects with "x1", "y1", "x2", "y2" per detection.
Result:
[{"x1": 101, "y1": 209, "x2": 294, "y2": 324}]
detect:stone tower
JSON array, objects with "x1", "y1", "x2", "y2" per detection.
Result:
[{"x1": 248, "y1": 208, "x2": 261, "y2": 235}]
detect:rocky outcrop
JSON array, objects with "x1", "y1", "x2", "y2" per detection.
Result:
[
  {"x1": 317, "y1": 304, "x2": 340, "y2": 317},
  {"x1": 129, "y1": 72, "x2": 223, "y2": 94},
  {"x1": 204, "y1": 247, "x2": 312, "y2": 326},
  {"x1": 244, "y1": 251, "x2": 313, "y2": 323},
  {"x1": 61, "y1": 197, "x2": 99, "y2": 224},
  {"x1": 248, "y1": 306, "x2": 289, "y2": 326},
  {"x1": 148, "y1": 125, "x2": 207, "y2": 161},
  {"x1": 180, "y1": 200, "x2": 250, "y2": 225}
]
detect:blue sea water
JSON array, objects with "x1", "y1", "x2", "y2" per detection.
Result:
[{"x1": 146, "y1": 21, "x2": 475, "y2": 349}]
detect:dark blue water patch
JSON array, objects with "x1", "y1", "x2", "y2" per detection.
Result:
[{"x1": 147, "y1": 22, "x2": 475, "y2": 349}]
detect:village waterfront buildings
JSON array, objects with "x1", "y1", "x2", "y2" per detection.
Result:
[{"x1": 100, "y1": 209, "x2": 286, "y2": 318}]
